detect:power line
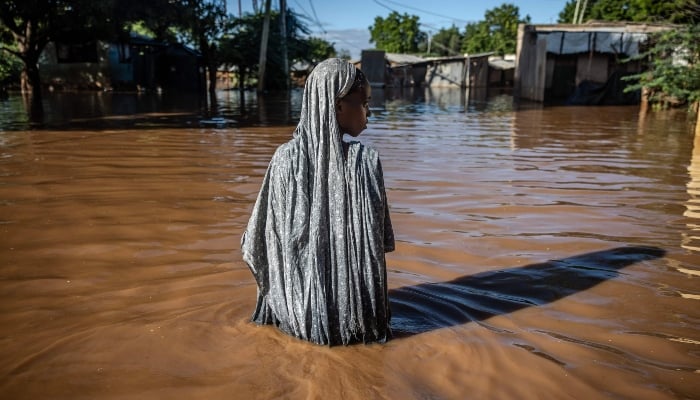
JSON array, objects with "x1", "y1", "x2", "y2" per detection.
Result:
[
  {"x1": 373, "y1": 0, "x2": 474, "y2": 25},
  {"x1": 307, "y1": 0, "x2": 326, "y2": 34},
  {"x1": 288, "y1": 1, "x2": 365, "y2": 55},
  {"x1": 291, "y1": 0, "x2": 311, "y2": 18},
  {"x1": 372, "y1": 0, "x2": 394, "y2": 13}
]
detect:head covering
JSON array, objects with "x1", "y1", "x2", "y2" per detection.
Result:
[{"x1": 242, "y1": 59, "x2": 392, "y2": 345}]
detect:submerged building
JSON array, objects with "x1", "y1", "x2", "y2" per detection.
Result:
[{"x1": 514, "y1": 22, "x2": 674, "y2": 105}]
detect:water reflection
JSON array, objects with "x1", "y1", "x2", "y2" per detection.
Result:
[
  {"x1": 682, "y1": 128, "x2": 700, "y2": 255},
  {"x1": 1, "y1": 87, "x2": 521, "y2": 132},
  {"x1": 0, "y1": 89, "x2": 304, "y2": 131}
]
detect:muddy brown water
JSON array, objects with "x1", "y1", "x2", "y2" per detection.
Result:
[{"x1": 0, "y1": 90, "x2": 698, "y2": 399}]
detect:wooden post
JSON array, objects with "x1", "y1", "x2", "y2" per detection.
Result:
[
  {"x1": 637, "y1": 87, "x2": 649, "y2": 133},
  {"x1": 695, "y1": 102, "x2": 700, "y2": 136},
  {"x1": 257, "y1": 0, "x2": 272, "y2": 92}
]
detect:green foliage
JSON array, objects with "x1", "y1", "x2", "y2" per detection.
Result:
[
  {"x1": 461, "y1": 3, "x2": 530, "y2": 55},
  {"x1": 369, "y1": 11, "x2": 426, "y2": 53},
  {"x1": 558, "y1": 0, "x2": 699, "y2": 24},
  {"x1": 306, "y1": 37, "x2": 337, "y2": 63},
  {"x1": 0, "y1": 0, "x2": 118, "y2": 97},
  {"x1": 219, "y1": 9, "x2": 329, "y2": 90},
  {"x1": 180, "y1": 0, "x2": 228, "y2": 51},
  {"x1": 624, "y1": 25, "x2": 700, "y2": 109},
  {"x1": 430, "y1": 25, "x2": 463, "y2": 56},
  {"x1": 558, "y1": 0, "x2": 579, "y2": 23},
  {"x1": 0, "y1": 46, "x2": 22, "y2": 87},
  {"x1": 113, "y1": 0, "x2": 184, "y2": 42}
]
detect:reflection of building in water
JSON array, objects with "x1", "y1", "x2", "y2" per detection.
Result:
[{"x1": 682, "y1": 131, "x2": 700, "y2": 254}]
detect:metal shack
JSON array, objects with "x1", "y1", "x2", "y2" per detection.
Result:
[
  {"x1": 424, "y1": 53, "x2": 493, "y2": 88},
  {"x1": 514, "y1": 22, "x2": 673, "y2": 105},
  {"x1": 360, "y1": 50, "x2": 428, "y2": 88}
]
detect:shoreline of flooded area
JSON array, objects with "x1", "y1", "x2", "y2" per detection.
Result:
[{"x1": 0, "y1": 90, "x2": 698, "y2": 399}]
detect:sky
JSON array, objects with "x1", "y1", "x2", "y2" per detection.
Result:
[{"x1": 230, "y1": 0, "x2": 571, "y2": 59}]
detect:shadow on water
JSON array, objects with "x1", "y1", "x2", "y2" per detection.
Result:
[{"x1": 389, "y1": 246, "x2": 665, "y2": 338}]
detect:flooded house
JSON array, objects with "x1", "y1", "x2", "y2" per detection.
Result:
[
  {"x1": 360, "y1": 50, "x2": 514, "y2": 89},
  {"x1": 424, "y1": 53, "x2": 515, "y2": 105},
  {"x1": 360, "y1": 50, "x2": 427, "y2": 88},
  {"x1": 39, "y1": 33, "x2": 203, "y2": 92},
  {"x1": 514, "y1": 22, "x2": 674, "y2": 105}
]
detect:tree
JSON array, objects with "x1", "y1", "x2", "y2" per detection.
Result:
[
  {"x1": 257, "y1": 8, "x2": 313, "y2": 90},
  {"x1": 624, "y1": 24, "x2": 700, "y2": 110},
  {"x1": 557, "y1": 0, "x2": 583, "y2": 23},
  {"x1": 306, "y1": 37, "x2": 337, "y2": 63},
  {"x1": 558, "y1": 0, "x2": 700, "y2": 24},
  {"x1": 0, "y1": 0, "x2": 115, "y2": 103},
  {"x1": 219, "y1": 8, "x2": 324, "y2": 91},
  {"x1": 461, "y1": 3, "x2": 530, "y2": 55},
  {"x1": 179, "y1": 0, "x2": 227, "y2": 100},
  {"x1": 369, "y1": 11, "x2": 426, "y2": 54},
  {"x1": 430, "y1": 25, "x2": 463, "y2": 56},
  {"x1": 0, "y1": 26, "x2": 22, "y2": 91},
  {"x1": 113, "y1": 0, "x2": 184, "y2": 43}
]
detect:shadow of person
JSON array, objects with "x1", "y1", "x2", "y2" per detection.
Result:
[{"x1": 389, "y1": 246, "x2": 665, "y2": 338}]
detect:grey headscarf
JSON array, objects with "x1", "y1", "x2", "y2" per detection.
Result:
[{"x1": 242, "y1": 58, "x2": 393, "y2": 345}]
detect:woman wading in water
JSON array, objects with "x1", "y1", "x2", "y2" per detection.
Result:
[{"x1": 242, "y1": 58, "x2": 395, "y2": 345}]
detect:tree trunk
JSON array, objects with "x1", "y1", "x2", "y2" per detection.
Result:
[
  {"x1": 208, "y1": 60, "x2": 217, "y2": 110},
  {"x1": 239, "y1": 68, "x2": 246, "y2": 96},
  {"x1": 20, "y1": 53, "x2": 43, "y2": 122}
]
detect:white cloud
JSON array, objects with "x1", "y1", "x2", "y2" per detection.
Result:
[{"x1": 321, "y1": 28, "x2": 373, "y2": 60}]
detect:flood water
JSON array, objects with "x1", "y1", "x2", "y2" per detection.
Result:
[{"x1": 0, "y1": 89, "x2": 698, "y2": 399}]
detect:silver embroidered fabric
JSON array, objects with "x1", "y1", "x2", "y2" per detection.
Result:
[{"x1": 241, "y1": 59, "x2": 395, "y2": 346}]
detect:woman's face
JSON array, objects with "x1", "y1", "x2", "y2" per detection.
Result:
[{"x1": 336, "y1": 83, "x2": 372, "y2": 137}]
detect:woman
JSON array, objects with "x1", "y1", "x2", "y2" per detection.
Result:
[{"x1": 242, "y1": 58, "x2": 394, "y2": 346}]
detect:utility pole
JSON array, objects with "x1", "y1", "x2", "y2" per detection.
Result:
[
  {"x1": 257, "y1": 0, "x2": 272, "y2": 92},
  {"x1": 572, "y1": 0, "x2": 581, "y2": 24},
  {"x1": 572, "y1": 0, "x2": 589, "y2": 24},
  {"x1": 578, "y1": 0, "x2": 589, "y2": 24},
  {"x1": 280, "y1": 0, "x2": 289, "y2": 89}
]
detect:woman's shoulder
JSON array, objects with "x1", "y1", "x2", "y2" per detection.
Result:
[
  {"x1": 270, "y1": 136, "x2": 305, "y2": 164},
  {"x1": 348, "y1": 140, "x2": 380, "y2": 162},
  {"x1": 347, "y1": 141, "x2": 385, "y2": 176}
]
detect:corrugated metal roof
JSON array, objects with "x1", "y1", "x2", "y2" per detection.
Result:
[
  {"x1": 425, "y1": 52, "x2": 495, "y2": 62},
  {"x1": 488, "y1": 58, "x2": 515, "y2": 70},
  {"x1": 385, "y1": 53, "x2": 427, "y2": 65},
  {"x1": 528, "y1": 21, "x2": 677, "y2": 34}
]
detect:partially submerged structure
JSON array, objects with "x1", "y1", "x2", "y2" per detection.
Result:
[
  {"x1": 360, "y1": 50, "x2": 427, "y2": 88},
  {"x1": 514, "y1": 22, "x2": 674, "y2": 105},
  {"x1": 39, "y1": 33, "x2": 203, "y2": 92},
  {"x1": 360, "y1": 50, "x2": 514, "y2": 89}
]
